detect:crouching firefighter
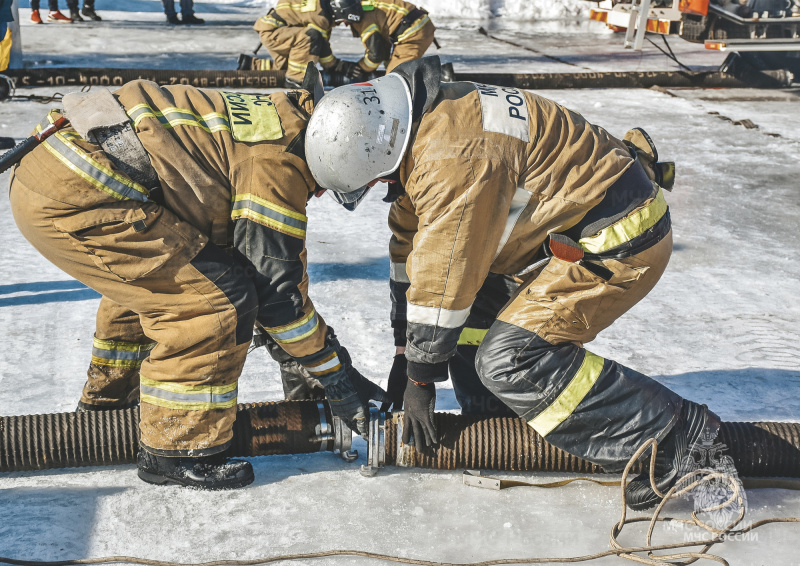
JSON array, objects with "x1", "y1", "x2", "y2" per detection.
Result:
[
  {"x1": 251, "y1": 0, "x2": 342, "y2": 88},
  {"x1": 7, "y1": 68, "x2": 387, "y2": 490},
  {"x1": 304, "y1": 56, "x2": 725, "y2": 511},
  {"x1": 328, "y1": 0, "x2": 437, "y2": 79}
]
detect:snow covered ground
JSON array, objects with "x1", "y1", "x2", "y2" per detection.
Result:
[{"x1": 2, "y1": 2, "x2": 800, "y2": 565}]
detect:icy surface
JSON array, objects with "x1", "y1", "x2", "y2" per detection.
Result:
[{"x1": 2, "y1": 5, "x2": 800, "y2": 566}]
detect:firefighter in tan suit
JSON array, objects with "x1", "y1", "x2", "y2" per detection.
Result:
[
  {"x1": 305, "y1": 56, "x2": 726, "y2": 511},
  {"x1": 252, "y1": 0, "x2": 339, "y2": 87},
  {"x1": 9, "y1": 78, "x2": 386, "y2": 490},
  {"x1": 328, "y1": 0, "x2": 435, "y2": 78}
]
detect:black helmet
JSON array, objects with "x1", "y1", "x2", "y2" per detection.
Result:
[{"x1": 330, "y1": 0, "x2": 363, "y2": 22}]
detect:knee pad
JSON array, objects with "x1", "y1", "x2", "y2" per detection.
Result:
[
  {"x1": 190, "y1": 243, "x2": 259, "y2": 345},
  {"x1": 476, "y1": 321, "x2": 583, "y2": 416}
]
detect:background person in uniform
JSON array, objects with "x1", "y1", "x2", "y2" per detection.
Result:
[
  {"x1": 9, "y1": 78, "x2": 386, "y2": 490},
  {"x1": 304, "y1": 56, "x2": 726, "y2": 512},
  {"x1": 327, "y1": 0, "x2": 435, "y2": 80},
  {"x1": 251, "y1": 0, "x2": 341, "y2": 88}
]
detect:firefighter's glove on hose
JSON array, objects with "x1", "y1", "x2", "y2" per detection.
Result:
[
  {"x1": 319, "y1": 347, "x2": 389, "y2": 438},
  {"x1": 380, "y1": 354, "x2": 408, "y2": 412},
  {"x1": 402, "y1": 380, "x2": 437, "y2": 447}
]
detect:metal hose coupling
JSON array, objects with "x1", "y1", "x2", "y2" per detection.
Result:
[{"x1": 361, "y1": 409, "x2": 800, "y2": 478}]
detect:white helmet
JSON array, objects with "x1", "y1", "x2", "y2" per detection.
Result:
[{"x1": 305, "y1": 73, "x2": 413, "y2": 210}]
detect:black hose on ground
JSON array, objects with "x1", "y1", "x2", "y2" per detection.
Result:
[{"x1": 3, "y1": 67, "x2": 793, "y2": 90}]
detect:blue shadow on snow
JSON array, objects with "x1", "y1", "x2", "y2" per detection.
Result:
[
  {"x1": 0, "y1": 280, "x2": 100, "y2": 307},
  {"x1": 307, "y1": 258, "x2": 389, "y2": 283}
]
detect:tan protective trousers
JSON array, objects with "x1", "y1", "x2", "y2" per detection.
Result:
[
  {"x1": 386, "y1": 20, "x2": 435, "y2": 72},
  {"x1": 499, "y1": 231, "x2": 673, "y2": 343},
  {"x1": 259, "y1": 26, "x2": 318, "y2": 82},
  {"x1": 9, "y1": 151, "x2": 256, "y2": 456},
  {"x1": 79, "y1": 297, "x2": 153, "y2": 409},
  {"x1": 477, "y1": 227, "x2": 681, "y2": 470}
]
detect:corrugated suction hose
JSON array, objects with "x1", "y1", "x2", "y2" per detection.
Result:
[
  {"x1": 0, "y1": 400, "x2": 350, "y2": 473},
  {"x1": 362, "y1": 412, "x2": 800, "y2": 477}
]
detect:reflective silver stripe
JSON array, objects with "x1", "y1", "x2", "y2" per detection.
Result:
[
  {"x1": 139, "y1": 384, "x2": 238, "y2": 404},
  {"x1": 231, "y1": 198, "x2": 307, "y2": 231},
  {"x1": 46, "y1": 134, "x2": 149, "y2": 202},
  {"x1": 407, "y1": 303, "x2": 472, "y2": 329},
  {"x1": 306, "y1": 355, "x2": 341, "y2": 374},
  {"x1": 390, "y1": 261, "x2": 410, "y2": 284},
  {"x1": 494, "y1": 186, "x2": 532, "y2": 258},
  {"x1": 271, "y1": 311, "x2": 319, "y2": 342},
  {"x1": 92, "y1": 346, "x2": 150, "y2": 362}
]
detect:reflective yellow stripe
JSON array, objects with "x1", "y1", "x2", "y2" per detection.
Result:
[
  {"x1": 127, "y1": 104, "x2": 231, "y2": 134},
  {"x1": 306, "y1": 22, "x2": 330, "y2": 39},
  {"x1": 255, "y1": 58, "x2": 273, "y2": 71},
  {"x1": 579, "y1": 189, "x2": 668, "y2": 254},
  {"x1": 91, "y1": 356, "x2": 144, "y2": 369},
  {"x1": 261, "y1": 15, "x2": 285, "y2": 27},
  {"x1": 288, "y1": 59, "x2": 309, "y2": 73},
  {"x1": 275, "y1": 0, "x2": 316, "y2": 11},
  {"x1": 396, "y1": 14, "x2": 429, "y2": 42},
  {"x1": 265, "y1": 309, "x2": 319, "y2": 344},
  {"x1": 457, "y1": 327, "x2": 488, "y2": 346},
  {"x1": 319, "y1": 54, "x2": 335, "y2": 65},
  {"x1": 528, "y1": 351, "x2": 605, "y2": 437},
  {"x1": 231, "y1": 193, "x2": 307, "y2": 238},
  {"x1": 373, "y1": 1, "x2": 408, "y2": 15},
  {"x1": 41, "y1": 130, "x2": 150, "y2": 202},
  {"x1": 91, "y1": 338, "x2": 155, "y2": 369},
  {"x1": 139, "y1": 376, "x2": 237, "y2": 411},
  {"x1": 362, "y1": 53, "x2": 380, "y2": 70},
  {"x1": 360, "y1": 23, "x2": 380, "y2": 42}
]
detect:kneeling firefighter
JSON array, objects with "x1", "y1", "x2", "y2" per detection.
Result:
[
  {"x1": 251, "y1": 0, "x2": 340, "y2": 88},
  {"x1": 7, "y1": 70, "x2": 387, "y2": 490},
  {"x1": 304, "y1": 56, "x2": 725, "y2": 511},
  {"x1": 328, "y1": 0, "x2": 437, "y2": 80}
]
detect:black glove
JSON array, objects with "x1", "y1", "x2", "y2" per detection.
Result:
[
  {"x1": 402, "y1": 380, "x2": 437, "y2": 447},
  {"x1": 322, "y1": 347, "x2": 389, "y2": 438},
  {"x1": 380, "y1": 354, "x2": 408, "y2": 412},
  {"x1": 335, "y1": 59, "x2": 365, "y2": 80}
]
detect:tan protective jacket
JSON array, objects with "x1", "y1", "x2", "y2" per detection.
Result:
[
  {"x1": 388, "y1": 82, "x2": 636, "y2": 378},
  {"x1": 110, "y1": 82, "x2": 330, "y2": 360},
  {"x1": 255, "y1": 0, "x2": 337, "y2": 68}
]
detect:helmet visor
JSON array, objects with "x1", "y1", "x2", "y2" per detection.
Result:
[{"x1": 328, "y1": 185, "x2": 371, "y2": 211}]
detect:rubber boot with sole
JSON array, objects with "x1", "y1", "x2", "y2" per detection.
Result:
[{"x1": 137, "y1": 448, "x2": 254, "y2": 490}]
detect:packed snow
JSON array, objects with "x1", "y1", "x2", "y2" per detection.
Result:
[{"x1": 1, "y1": 2, "x2": 800, "y2": 565}]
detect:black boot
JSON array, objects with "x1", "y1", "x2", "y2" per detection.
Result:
[
  {"x1": 625, "y1": 401, "x2": 722, "y2": 511},
  {"x1": 137, "y1": 447, "x2": 254, "y2": 490},
  {"x1": 70, "y1": 8, "x2": 84, "y2": 21},
  {"x1": 181, "y1": 14, "x2": 205, "y2": 24},
  {"x1": 77, "y1": 400, "x2": 138, "y2": 412},
  {"x1": 81, "y1": 6, "x2": 102, "y2": 20},
  {"x1": 237, "y1": 53, "x2": 254, "y2": 71}
]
